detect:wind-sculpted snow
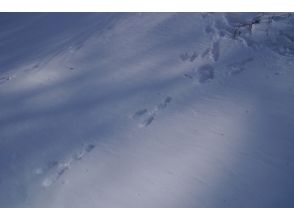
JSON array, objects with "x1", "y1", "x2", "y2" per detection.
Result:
[{"x1": 1, "y1": 13, "x2": 294, "y2": 207}]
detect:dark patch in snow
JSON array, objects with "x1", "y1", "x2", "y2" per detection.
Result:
[
  {"x1": 211, "y1": 40, "x2": 220, "y2": 62},
  {"x1": 157, "y1": 96, "x2": 172, "y2": 110},
  {"x1": 184, "y1": 73, "x2": 193, "y2": 79},
  {"x1": 85, "y1": 144, "x2": 96, "y2": 153},
  {"x1": 180, "y1": 53, "x2": 189, "y2": 61},
  {"x1": 201, "y1": 48, "x2": 210, "y2": 58},
  {"x1": 142, "y1": 115, "x2": 154, "y2": 127},
  {"x1": 56, "y1": 165, "x2": 69, "y2": 179},
  {"x1": 197, "y1": 64, "x2": 215, "y2": 83},
  {"x1": 165, "y1": 96, "x2": 172, "y2": 104},
  {"x1": 180, "y1": 52, "x2": 198, "y2": 62},
  {"x1": 190, "y1": 52, "x2": 198, "y2": 62},
  {"x1": 205, "y1": 25, "x2": 215, "y2": 34},
  {"x1": 0, "y1": 75, "x2": 12, "y2": 85},
  {"x1": 132, "y1": 109, "x2": 148, "y2": 119}
]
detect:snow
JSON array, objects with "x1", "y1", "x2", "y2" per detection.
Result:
[{"x1": 1, "y1": 13, "x2": 294, "y2": 207}]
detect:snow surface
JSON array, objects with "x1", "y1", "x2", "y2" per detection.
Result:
[{"x1": 1, "y1": 13, "x2": 294, "y2": 207}]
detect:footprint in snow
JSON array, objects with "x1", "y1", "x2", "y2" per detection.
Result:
[
  {"x1": 211, "y1": 40, "x2": 220, "y2": 62},
  {"x1": 190, "y1": 52, "x2": 198, "y2": 62},
  {"x1": 132, "y1": 108, "x2": 155, "y2": 127},
  {"x1": 201, "y1": 48, "x2": 210, "y2": 58},
  {"x1": 180, "y1": 52, "x2": 198, "y2": 62},
  {"x1": 140, "y1": 115, "x2": 155, "y2": 128},
  {"x1": 132, "y1": 97, "x2": 173, "y2": 128},
  {"x1": 197, "y1": 64, "x2": 215, "y2": 83},
  {"x1": 156, "y1": 96, "x2": 172, "y2": 110},
  {"x1": 0, "y1": 75, "x2": 13, "y2": 85},
  {"x1": 32, "y1": 64, "x2": 39, "y2": 69},
  {"x1": 184, "y1": 73, "x2": 193, "y2": 79},
  {"x1": 85, "y1": 144, "x2": 96, "y2": 153},
  {"x1": 132, "y1": 109, "x2": 148, "y2": 119},
  {"x1": 41, "y1": 161, "x2": 71, "y2": 187},
  {"x1": 40, "y1": 144, "x2": 97, "y2": 188},
  {"x1": 180, "y1": 52, "x2": 190, "y2": 61}
]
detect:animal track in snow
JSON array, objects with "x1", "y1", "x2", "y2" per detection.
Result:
[
  {"x1": 140, "y1": 115, "x2": 155, "y2": 128},
  {"x1": 85, "y1": 144, "x2": 96, "y2": 153},
  {"x1": 180, "y1": 52, "x2": 189, "y2": 61},
  {"x1": 180, "y1": 52, "x2": 198, "y2": 62},
  {"x1": 132, "y1": 109, "x2": 148, "y2": 119},
  {"x1": 0, "y1": 75, "x2": 13, "y2": 85},
  {"x1": 197, "y1": 64, "x2": 215, "y2": 83},
  {"x1": 132, "y1": 96, "x2": 173, "y2": 128},
  {"x1": 42, "y1": 161, "x2": 71, "y2": 187},
  {"x1": 184, "y1": 64, "x2": 215, "y2": 84},
  {"x1": 156, "y1": 96, "x2": 172, "y2": 110},
  {"x1": 37, "y1": 144, "x2": 97, "y2": 188},
  {"x1": 211, "y1": 40, "x2": 220, "y2": 62},
  {"x1": 184, "y1": 73, "x2": 193, "y2": 79},
  {"x1": 201, "y1": 48, "x2": 210, "y2": 58},
  {"x1": 64, "y1": 65, "x2": 75, "y2": 71},
  {"x1": 189, "y1": 52, "x2": 198, "y2": 62}
]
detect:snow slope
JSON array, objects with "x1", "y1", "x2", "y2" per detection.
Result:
[{"x1": 1, "y1": 13, "x2": 294, "y2": 207}]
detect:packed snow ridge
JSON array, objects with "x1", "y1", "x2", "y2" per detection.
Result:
[{"x1": 1, "y1": 13, "x2": 294, "y2": 207}]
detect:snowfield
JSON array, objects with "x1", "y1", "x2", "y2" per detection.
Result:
[{"x1": 1, "y1": 13, "x2": 294, "y2": 207}]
